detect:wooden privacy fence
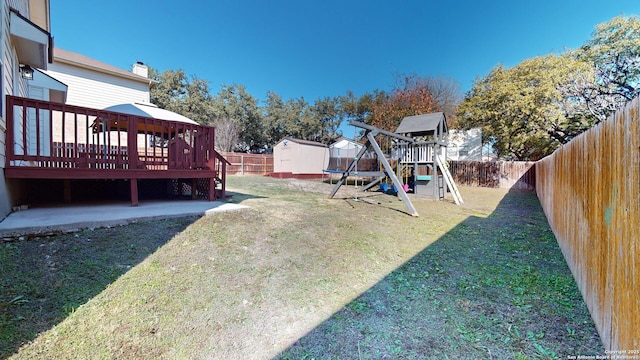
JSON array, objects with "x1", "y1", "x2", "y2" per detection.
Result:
[
  {"x1": 449, "y1": 161, "x2": 536, "y2": 190},
  {"x1": 536, "y1": 97, "x2": 639, "y2": 350},
  {"x1": 220, "y1": 152, "x2": 273, "y2": 175}
]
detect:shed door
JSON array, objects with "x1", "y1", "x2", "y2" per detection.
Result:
[{"x1": 279, "y1": 145, "x2": 293, "y2": 172}]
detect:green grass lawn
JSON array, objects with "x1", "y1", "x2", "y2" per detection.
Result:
[{"x1": 1, "y1": 176, "x2": 602, "y2": 359}]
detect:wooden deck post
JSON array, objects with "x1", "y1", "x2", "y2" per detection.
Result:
[
  {"x1": 221, "y1": 161, "x2": 227, "y2": 198},
  {"x1": 64, "y1": 179, "x2": 72, "y2": 203},
  {"x1": 209, "y1": 177, "x2": 216, "y2": 200},
  {"x1": 130, "y1": 178, "x2": 138, "y2": 206}
]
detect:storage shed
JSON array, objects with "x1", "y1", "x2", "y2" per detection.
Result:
[{"x1": 272, "y1": 137, "x2": 329, "y2": 178}]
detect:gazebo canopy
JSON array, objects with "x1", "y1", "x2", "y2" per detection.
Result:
[{"x1": 95, "y1": 102, "x2": 199, "y2": 136}]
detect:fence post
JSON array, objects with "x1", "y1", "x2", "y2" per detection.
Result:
[{"x1": 241, "y1": 155, "x2": 244, "y2": 175}]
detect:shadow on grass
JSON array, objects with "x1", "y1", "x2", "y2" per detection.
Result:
[
  {"x1": 0, "y1": 189, "x2": 269, "y2": 359},
  {"x1": 0, "y1": 188, "x2": 267, "y2": 359},
  {"x1": 0, "y1": 217, "x2": 197, "y2": 358},
  {"x1": 276, "y1": 190, "x2": 603, "y2": 359}
]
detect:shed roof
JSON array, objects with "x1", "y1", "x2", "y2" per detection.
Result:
[
  {"x1": 395, "y1": 112, "x2": 448, "y2": 135},
  {"x1": 278, "y1": 137, "x2": 328, "y2": 148}
]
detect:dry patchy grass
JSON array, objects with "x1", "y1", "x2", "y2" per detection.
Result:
[{"x1": 1, "y1": 176, "x2": 602, "y2": 359}]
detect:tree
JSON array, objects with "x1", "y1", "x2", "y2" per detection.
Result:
[
  {"x1": 212, "y1": 84, "x2": 264, "y2": 152},
  {"x1": 150, "y1": 68, "x2": 215, "y2": 125},
  {"x1": 566, "y1": 15, "x2": 640, "y2": 122},
  {"x1": 309, "y1": 97, "x2": 343, "y2": 144},
  {"x1": 392, "y1": 73, "x2": 462, "y2": 127},
  {"x1": 284, "y1": 97, "x2": 316, "y2": 141},
  {"x1": 213, "y1": 117, "x2": 240, "y2": 152},
  {"x1": 262, "y1": 91, "x2": 288, "y2": 146},
  {"x1": 150, "y1": 68, "x2": 188, "y2": 113},
  {"x1": 339, "y1": 90, "x2": 383, "y2": 125},
  {"x1": 457, "y1": 15, "x2": 640, "y2": 160},
  {"x1": 457, "y1": 55, "x2": 593, "y2": 160},
  {"x1": 262, "y1": 92, "x2": 344, "y2": 146},
  {"x1": 179, "y1": 76, "x2": 215, "y2": 125},
  {"x1": 367, "y1": 75, "x2": 439, "y2": 132}
]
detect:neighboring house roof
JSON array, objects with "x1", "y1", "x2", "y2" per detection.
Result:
[
  {"x1": 278, "y1": 137, "x2": 328, "y2": 148},
  {"x1": 53, "y1": 48, "x2": 155, "y2": 85},
  {"x1": 395, "y1": 112, "x2": 448, "y2": 135}
]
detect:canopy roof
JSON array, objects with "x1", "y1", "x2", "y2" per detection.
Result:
[
  {"x1": 103, "y1": 103, "x2": 198, "y2": 125},
  {"x1": 95, "y1": 103, "x2": 199, "y2": 136},
  {"x1": 395, "y1": 112, "x2": 448, "y2": 137}
]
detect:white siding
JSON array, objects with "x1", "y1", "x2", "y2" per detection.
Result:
[
  {"x1": 447, "y1": 128, "x2": 483, "y2": 161},
  {"x1": 1, "y1": 0, "x2": 33, "y2": 218},
  {"x1": 2, "y1": 0, "x2": 32, "y2": 161},
  {"x1": 44, "y1": 62, "x2": 150, "y2": 109}
]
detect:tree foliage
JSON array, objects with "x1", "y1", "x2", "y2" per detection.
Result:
[
  {"x1": 458, "y1": 55, "x2": 595, "y2": 160},
  {"x1": 149, "y1": 72, "x2": 463, "y2": 153},
  {"x1": 393, "y1": 74, "x2": 462, "y2": 127},
  {"x1": 367, "y1": 74, "x2": 439, "y2": 132},
  {"x1": 458, "y1": 15, "x2": 640, "y2": 160},
  {"x1": 211, "y1": 84, "x2": 264, "y2": 152},
  {"x1": 309, "y1": 97, "x2": 343, "y2": 143},
  {"x1": 567, "y1": 15, "x2": 640, "y2": 122},
  {"x1": 261, "y1": 93, "x2": 342, "y2": 145}
]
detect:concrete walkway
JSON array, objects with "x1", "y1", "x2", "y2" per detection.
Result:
[{"x1": 0, "y1": 200, "x2": 249, "y2": 238}]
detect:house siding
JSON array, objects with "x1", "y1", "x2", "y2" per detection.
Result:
[
  {"x1": 1, "y1": 0, "x2": 38, "y2": 219},
  {"x1": 44, "y1": 62, "x2": 150, "y2": 109},
  {"x1": 447, "y1": 128, "x2": 483, "y2": 161}
]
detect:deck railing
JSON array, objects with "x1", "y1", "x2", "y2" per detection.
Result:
[{"x1": 5, "y1": 96, "x2": 216, "y2": 172}]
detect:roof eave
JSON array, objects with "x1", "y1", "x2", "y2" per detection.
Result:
[{"x1": 53, "y1": 55, "x2": 158, "y2": 85}]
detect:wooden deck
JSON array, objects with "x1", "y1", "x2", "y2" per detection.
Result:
[{"x1": 5, "y1": 96, "x2": 229, "y2": 205}]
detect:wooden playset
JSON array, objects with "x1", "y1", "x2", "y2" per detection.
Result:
[{"x1": 327, "y1": 113, "x2": 462, "y2": 216}]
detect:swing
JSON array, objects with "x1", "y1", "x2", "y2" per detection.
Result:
[
  {"x1": 379, "y1": 159, "x2": 389, "y2": 192},
  {"x1": 391, "y1": 158, "x2": 400, "y2": 193},
  {"x1": 402, "y1": 165, "x2": 410, "y2": 192}
]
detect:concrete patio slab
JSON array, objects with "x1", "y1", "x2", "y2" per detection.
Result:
[{"x1": 0, "y1": 200, "x2": 249, "y2": 239}]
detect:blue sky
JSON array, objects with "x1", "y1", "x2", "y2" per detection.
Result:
[{"x1": 51, "y1": 0, "x2": 638, "y2": 104}]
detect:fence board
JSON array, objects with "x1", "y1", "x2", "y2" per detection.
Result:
[
  {"x1": 535, "y1": 96, "x2": 639, "y2": 350},
  {"x1": 220, "y1": 152, "x2": 273, "y2": 175},
  {"x1": 449, "y1": 161, "x2": 535, "y2": 190}
]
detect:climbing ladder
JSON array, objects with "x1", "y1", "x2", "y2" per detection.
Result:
[
  {"x1": 436, "y1": 172, "x2": 445, "y2": 201},
  {"x1": 434, "y1": 153, "x2": 463, "y2": 205}
]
